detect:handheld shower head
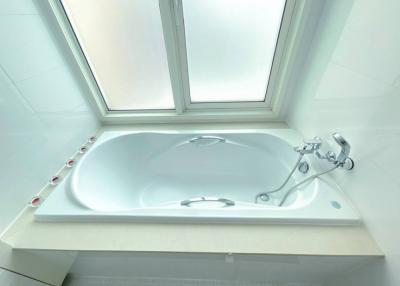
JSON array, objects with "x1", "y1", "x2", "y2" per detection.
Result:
[{"x1": 332, "y1": 132, "x2": 351, "y2": 164}]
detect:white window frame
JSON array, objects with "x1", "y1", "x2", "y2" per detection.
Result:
[{"x1": 44, "y1": 0, "x2": 315, "y2": 124}]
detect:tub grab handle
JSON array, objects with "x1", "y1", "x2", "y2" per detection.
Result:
[
  {"x1": 189, "y1": 136, "x2": 226, "y2": 145},
  {"x1": 181, "y1": 197, "x2": 235, "y2": 207}
]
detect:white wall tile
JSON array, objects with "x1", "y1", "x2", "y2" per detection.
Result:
[
  {"x1": 16, "y1": 66, "x2": 86, "y2": 113},
  {"x1": 330, "y1": 1, "x2": 400, "y2": 85},
  {"x1": 286, "y1": 0, "x2": 400, "y2": 285},
  {"x1": 0, "y1": 15, "x2": 63, "y2": 81},
  {"x1": 0, "y1": 66, "x2": 42, "y2": 133},
  {"x1": 0, "y1": 4, "x2": 99, "y2": 232},
  {"x1": 315, "y1": 62, "x2": 391, "y2": 100},
  {"x1": 0, "y1": 0, "x2": 38, "y2": 15}
]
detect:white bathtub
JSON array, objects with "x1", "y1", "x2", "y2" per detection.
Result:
[{"x1": 35, "y1": 130, "x2": 360, "y2": 224}]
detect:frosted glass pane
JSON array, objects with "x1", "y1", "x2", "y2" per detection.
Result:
[
  {"x1": 62, "y1": 0, "x2": 174, "y2": 110},
  {"x1": 183, "y1": 0, "x2": 286, "y2": 103}
]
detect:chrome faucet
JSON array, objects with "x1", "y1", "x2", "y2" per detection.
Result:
[
  {"x1": 255, "y1": 132, "x2": 354, "y2": 205},
  {"x1": 294, "y1": 133, "x2": 354, "y2": 169},
  {"x1": 332, "y1": 132, "x2": 351, "y2": 165}
]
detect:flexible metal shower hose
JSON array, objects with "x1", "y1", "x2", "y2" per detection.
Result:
[
  {"x1": 278, "y1": 163, "x2": 340, "y2": 206},
  {"x1": 254, "y1": 153, "x2": 304, "y2": 203}
]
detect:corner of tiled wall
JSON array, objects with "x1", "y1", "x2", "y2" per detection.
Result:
[{"x1": 0, "y1": 0, "x2": 100, "y2": 232}]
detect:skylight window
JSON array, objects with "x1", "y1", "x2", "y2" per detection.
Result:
[
  {"x1": 61, "y1": 0, "x2": 174, "y2": 110},
  {"x1": 182, "y1": 0, "x2": 286, "y2": 103},
  {"x1": 52, "y1": 0, "x2": 300, "y2": 121}
]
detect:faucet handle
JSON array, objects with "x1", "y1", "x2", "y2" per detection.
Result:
[
  {"x1": 295, "y1": 137, "x2": 323, "y2": 154},
  {"x1": 304, "y1": 136, "x2": 323, "y2": 146},
  {"x1": 303, "y1": 136, "x2": 323, "y2": 151}
]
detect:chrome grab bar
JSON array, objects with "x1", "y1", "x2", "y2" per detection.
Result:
[
  {"x1": 181, "y1": 197, "x2": 235, "y2": 207},
  {"x1": 189, "y1": 135, "x2": 226, "y2": 144}
]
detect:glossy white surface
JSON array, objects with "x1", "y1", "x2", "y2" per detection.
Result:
[
  {"x1": 36, "y1": 130, "x2": 359, "y2": 224},
  {"x1": 287, "y1": 0, "x2": 400, "y2": 285},
  {"x1": 0, "y1": 0, "x2": 99, "y2": 232}
]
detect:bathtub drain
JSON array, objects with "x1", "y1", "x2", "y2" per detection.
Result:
[{"x1": 259, "y1": 194, "x2": 270, "y2": 202}]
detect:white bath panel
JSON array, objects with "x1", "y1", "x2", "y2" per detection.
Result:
[
  {"x1": 0, "y1": 269, "x2": 47, "y2": 286},
  {"x1": 62, "y1": 276, "x2": 321, "y2": 286},
  {"x1": 64, "y1": 252, "x2": 376, "y2": 286}
]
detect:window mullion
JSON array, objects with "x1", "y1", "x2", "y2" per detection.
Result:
[
  {"x1": 172, "y1": 0, "x2": 192, "y2": 110},
  {"x1": 159, "y1": 0, "x2": 189, "y2": 115}
]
